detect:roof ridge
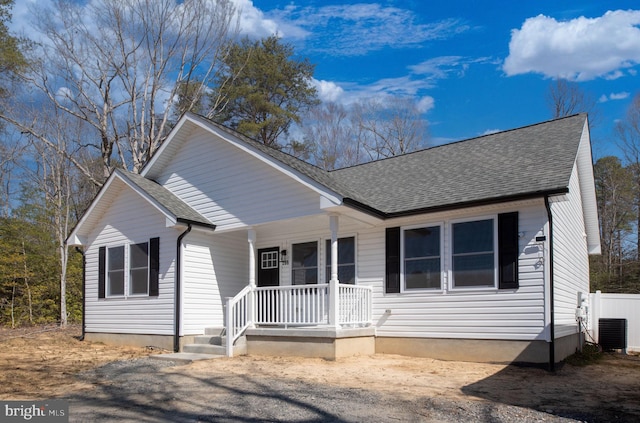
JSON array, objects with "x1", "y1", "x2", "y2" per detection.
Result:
[{"x1": 331, "y1": 113, "x2": 587, "y2": 173}]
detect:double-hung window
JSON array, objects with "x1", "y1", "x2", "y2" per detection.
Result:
[
  {"x1": 386, "y1": 213, "x2": 518, "y2": 294},
  {"x1": 325, "y1": 237, "x2": 356, "y2": 284},
  {"x1": 130, "y1": 242, "x2": 149, "y2": 295},
  {"x1": 107, "y1": 246, "x2": 125, "y2": 296},
  {"x1": 403, "y1": 226, "x2": 441, "y2": 290},
  {"x1": 451, "y1": 218, "x2": 496, "y2": 288},
  {"x1": 99, "y1": 237, "x2": 159, "y2": 299},
  {"x1": 291, "y1": 241, "x2": 318, "y2": 285}
]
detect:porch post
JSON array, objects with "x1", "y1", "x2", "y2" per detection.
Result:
[
  {"x1": 329, "y1": 214, "x2": 340, "y2": 327},
  {"x1": 248, "y1": 228, "x2": 256, "y2": 327}
]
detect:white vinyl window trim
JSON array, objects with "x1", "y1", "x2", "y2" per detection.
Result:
[
  {"x1": 400, "y1": 223, "x2": 444, "y2": 292},
  {"x1": 449, "y1": 215, "x2": 499, "y2": 291},
  {"x1": 291, "y1": 240, "x2": 319, "y2": 285},
  {"x1": 129, "y1": 242, "x2": 150, "y2": 296},
  {"x1": 324, "y1": 235, "x2": 357, "y2": 284},
  {"x1": 106, "y1": 245, "x2": 125, "y2": 297}
]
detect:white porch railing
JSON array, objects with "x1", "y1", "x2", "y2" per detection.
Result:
[
  {"x1": 225, "y1": 283, "x2": 373, "y2": 356},
  {"x1": 255, "y1": 284, "x2": 329, "y2": 326},
  {"x1": 225, "y1": 285, "x2": 252, "y2": 357},
  {"x1": 338, "y1": 284, "x2": 372, "y2": 325}
]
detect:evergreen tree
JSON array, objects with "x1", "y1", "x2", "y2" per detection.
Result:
[{"x1": 212, "y1": 35, "x2": 319, "y2": 148}]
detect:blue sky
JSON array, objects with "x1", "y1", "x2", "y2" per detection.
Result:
[
  {"x1": 238, "y1": 0, "x2": 640, "y2": 159},
  {"x1": 10, "y1": 0, "x2": 640, "y2": 160}
]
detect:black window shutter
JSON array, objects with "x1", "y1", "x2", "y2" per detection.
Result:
[
  {"x1": 149, "y1": 237, "x2": 160, "y2": 296},
  {"x1": 498, "y1": 212, "x2": 519, "y2": 289},
  {"x1": 98, "y1": 246, "x2": 106, "y2": 299},
  {"x1": 385, "y1": 227, "x2": 401, "y2": 293}
]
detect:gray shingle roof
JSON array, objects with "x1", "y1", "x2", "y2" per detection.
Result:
[
  {"x1": 116, "y1": 169, "x2": 214, "y2": 228},
  {"x1": 330, "y1": 114, "x2": 586, "y2": 216},
  {"x1": 185, "y1": 113, "x2": 586, "y2": 219}
]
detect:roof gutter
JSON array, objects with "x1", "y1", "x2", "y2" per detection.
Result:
[
  {"x1": 176, "y1": 218, "x2": 216, "y2": 231},
  {"x1": 174, "y1": 224, "x2": 192, "y2": 353},
  {"x1": 544, "y1": 195, "x2": 556, "y2": 372},
  {"x1": 343, "y1": 188, "x2": 570, "y2": 221}
]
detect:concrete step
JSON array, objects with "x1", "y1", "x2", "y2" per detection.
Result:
[
  {"x1": 194, "y1": 335, "x2": 223, "y2": 345},
  {"x1": 182, "y1": 335, "x2": 247, "y2": 356},
  {"x1": 204, "y1": 326, "x2": 225, "y2": 336},
  {"x1": 182, "y1": 343, "x2": 226, "y2": 355}
]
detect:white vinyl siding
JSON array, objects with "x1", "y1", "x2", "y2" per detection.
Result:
[
  {"x1": 551, "y1": 163, "x2": 590, "y2": 339},
  {"x1": 360, "y1": 200, "x2": 549, "y2": 341},
  {"x1": 181, "y1": 230, "x2": 248, "y2": 335},
  {"x1": 155, "y1": 128, "x2": 324, "y2": 231},
  {"x1": 85, "y1": 187, "x2": 177, "y2": 336}
]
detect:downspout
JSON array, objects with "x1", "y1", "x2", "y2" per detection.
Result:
[
  {"x1": 544, "y1": 195, "x2": 555, "y2": 372},
  {"x1": 75, "y1": 247, "x2": 86, "y2": 341},
  {"x1": 174, "y1": 224, "x2": 192, "y2": 353}
]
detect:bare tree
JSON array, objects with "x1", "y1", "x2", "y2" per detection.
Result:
[
  {"x1": 0, "y1": 132, "x2": 24, "y2": 217},
  {"x1": 617, "y1": 93, "x2": 640, "y2": 259},
  {"x1": 593, "y1": 156, "x2": 635, "y2": 288},
  {"x1": 14, "y1": 106, "x2": 79, "y2": 327},
  {"x1": 1, "y1": 0, "x2": 239, "y2": 181},
  {"x1": 353, "y1": 97, "x2": 429, "y2": 161},
  {"x1": 546, "y1": 79, "x2": 599, "y2": 124},
  {"x1": 303, "y1": 102, "x2": 361, "y2": 170}
]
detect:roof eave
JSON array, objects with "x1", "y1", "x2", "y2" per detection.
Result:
[
  {"x1": 176, "y1": 217, "x2": 217, "y2": 231},
  {"x1": 344, "y1": 188, "x2": 570, "y2": 220}
]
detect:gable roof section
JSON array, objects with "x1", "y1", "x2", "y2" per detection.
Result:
[
  {"x1": 67, "y1": 169, "x2": 213, "y2": 246},
  {"x1": 331, "y1": 114, "x2": 587, "y2": 217},
  {"x1": 118, "y1": 170, "x2": 213, "y2": 227},
  {"x1": 142, "y1": 113, "x2": 355, "y2": 205}
]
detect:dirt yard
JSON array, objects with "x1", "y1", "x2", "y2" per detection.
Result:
[{"x1": 2, "y1": 325, "x2": 640, "y2": 422}]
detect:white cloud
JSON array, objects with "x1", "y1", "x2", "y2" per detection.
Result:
[
  {"x1": 599, "y1": 92, "x2": 631, "y2": 102},
  {"x1": 55, "y1": 87, "x2": 72, "y2": 102},
  {"x1": 231, "y1": 0, "x2": 285, "y2": 38},
  {"x1": 313, "y1": 79, "x2": 345, "y2": 103},
  {"x1": 416, "y1": 96, "x2": 435, "y2": 113},
  {"x1": 267, "y1": 4, "x2": 469, "y2": 56},
  {"x1": 503, "y1": 10, "x2": 640, "y2": 81},
  {"x1": 481, "y1": 129, "x2": 501, "y2": 136},
  {"x1": 611, "y1": 92, "x2": 631, "y2": 100}
]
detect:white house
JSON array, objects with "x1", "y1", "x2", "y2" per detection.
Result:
[{"x1": 67, "y1": 112, "x2": 600, "y2": 366}]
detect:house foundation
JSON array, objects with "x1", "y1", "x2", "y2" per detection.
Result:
[
  {"x1": 245, "y1": 327, "x2": 376, "y2": 360},
  {"x1": 83, "y1": 332, "x2": 195, "y2": 352},
  {"x1": 376, "y1": 334, "x2": 583, "y2": 364}
]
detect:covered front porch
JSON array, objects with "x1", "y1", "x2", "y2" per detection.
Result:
[{"x1": 222, "y1": 213, "x2": 375, "y2": 357}]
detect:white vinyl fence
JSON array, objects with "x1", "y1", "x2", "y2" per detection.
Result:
[{"x1": 589, "y1": 291, "x2": 640, "y2": 352}]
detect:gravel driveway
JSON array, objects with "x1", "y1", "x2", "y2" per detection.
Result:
[{"x1": 67, "y1": 358, "x2": 595, "y2": 422}]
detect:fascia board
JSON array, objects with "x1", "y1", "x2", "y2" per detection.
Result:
[
  {"x1": 576, "y1": 118, "x2": 601, "y2": 255},
  {"x1": 116, "y1": 172, "x2": 178, "y2": 226},
  {"x1": 66, "y1": 171, "x2": 119, "y2": 246},
  {"x1": 66, "y1": 171, "x2": 179, "y2": 246},
  {"x1": 140, "y1": 114, "x2": 190, "y2": 178}
]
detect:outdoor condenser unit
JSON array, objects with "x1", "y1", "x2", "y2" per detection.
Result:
[{"x1": 598, "y1": 318, "x2": 627, "y2": 351}]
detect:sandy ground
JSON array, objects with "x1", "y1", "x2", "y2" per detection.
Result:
[
  {"x1": 0, "y1": 325, "x2": 150, "y2": 399},
  {"x1": 2, "y1": 325, "x2": 640, "y2": 421}
]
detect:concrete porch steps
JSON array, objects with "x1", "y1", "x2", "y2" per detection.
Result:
[{"x1": 149, "y1": 327, "x2": 247, "y2": 363}]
